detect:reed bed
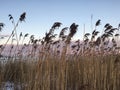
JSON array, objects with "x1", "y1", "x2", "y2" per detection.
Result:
[
  {"x1": 0, "y1": 12, "x2": 120, "y2": 90},
  {"x1": 0, "y1": 54, "x2": 120, "y2": 90}
]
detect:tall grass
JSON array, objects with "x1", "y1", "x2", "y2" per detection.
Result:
[
  {"x1": 0, "y1": 13, "x2": 120, "y2": 90},
  {"x1": 0, "y1": 54, "x2": 120, "y2": 90}
]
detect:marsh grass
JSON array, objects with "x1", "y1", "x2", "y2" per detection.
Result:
[
  {"x1": 0, "y1": 13, "x2": 120, "y2": 90},
  {"x1": 0, "y1": 54, "x2": 119, "y2": 90}
]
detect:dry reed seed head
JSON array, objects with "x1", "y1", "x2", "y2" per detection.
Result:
[
  {"x1": 94, "y1": 31, "x2": 99, "y2": 36},
  {"x1": 75, "y1": 39, "x2": 80, "y2": 43},
  {"x1": 111, "y1": 28, "x2": 118, "y2": 31},
  {"x1": 0, "y1": 36, "x2": 4, "y2": 39},
  {"x1": 115, "y1": 34, "x2": 119, "y2": 36},
  {"x1": 104, "y1": 23, "x2": 110, "y2": 28},
  {"x1": 105, "y1": 25, "x2": 113, "y2": 32},
  {"x1": 49, "y1": 29, "x2": 54, "y2": 35},
  {"x1": 51, "y1": 22, "x2": 62, "y2": 29},
  {"x1": 91, "y1": 30, "x2": 100, "y2": 41},
  {"x1": 112, "y1": 38, "x2": 116, "y2": 43},
  {"x1": 106, "y1": 28, "x2": 118, "y2": 34},
  {"x1": 0, "y1": 45, "x2": 4, "y2": 50},
  {"x1": 44, "y1": 32, "x2": 51, "y2": 43},
  {"x1": 107, "y1": 32, "x2": 113, "y2": 37},
  {"x1": 59, "y1": 27, "x2": 68, "y2": 38},
  {"x1": 84, "y1": 38, "x2": 89, "y2": 43},
  {"x1": 95, "y1": 19, "x2": 101, "y2": 26},
  {"x1": 24, "y1": 33, "x2": 29, "y2": 37},
  {"x1": 71, "y1": 45, "x2": 77, "y2": 49},
  {"x1": 33, "y1": 39, "x2": 38, "y2": 44},
  {"x1": 20, "y1": 32, "x2": 22, "y2": 36},
  {"x1": 19, "y1": 12, "x2": 26, "y2": 22},
  {"x1": 11, "y1": 45, "x2": 14, "y2": 49},
  {"x1": 101, "y1": 33, "x2": 109, "y2": 39},
  {"x1": 51, "y1": 34, "x2": 57, "y2": 38},
  {"x1": 118, "y1": 23, "x2": 120, "y2": 29},
  {"x1": 0, "y1": 45, "x2": 3, "y2": 48},
  {"x1": 30, "y1": 35, "x2": 34, "y2": 39},
  {"x1": 109, "y1": 29, "x2": 114, "y2": 33},
  {"x1": 11, "y1": 31, "x2": 15, "y2": 35},
  {"x1": 69, "y1": 23, "x2": 79, "y2": 37},
  {"x1": 91, "y1": 35, "x2": 95, "y2": 41},
  {"x1": 30, "y1": 35, "x2": 35, "y2": 43},
  {"x1": 84, "y1": 33, "x2": 90, "y2": 37},
  {"x1": 19, "y1": 32, "x2": 23, "y2": 40},
  {"x1": 52, "y1": 40, "x2": 59, "y2": 45},
  {"x1": 23, "y1": 43, "x2": 27, "y2": 46},
  {"x1": 0, "y1": 23, "x2": 5, "y2": 31},
  {"x1": 41, "y1": 40, "x2": 44, "y2": 45},
  {"x1": 8, "y1": 14, "x2": 13, "y2": 22},
  {"x1": 57, "y1": 44, "x2": 60, "y2": 48},
  {"x1": 112, "y1": 39, "x2": 117, "y2": 47},
  {"x1": 92, "y1": 30, "x2": 96, "y2": 35},
  {"x1": 44, "y1": 29, "x2": 57, "y2": 44},
  {"x1": 95, "y1": 37, "x2": 101, "y2": 46},
  {"x1": 61, "y1": 36, "x2": 67, "y2": 41},
  {"x1": 33, "y1": 44, "x2": 38, "y2": 49}
]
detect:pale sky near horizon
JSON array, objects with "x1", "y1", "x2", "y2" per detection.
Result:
[{"x1": 0, "y1": 0, "x2": 120, "y2": 44}]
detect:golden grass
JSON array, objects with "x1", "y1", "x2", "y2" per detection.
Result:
[{"x1": 0, "y1": 54, "x2": 119, "y2": 90}]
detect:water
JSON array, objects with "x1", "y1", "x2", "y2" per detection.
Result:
[{"x1": 1, "y1": 81, "x2": 22, "y2": 90}]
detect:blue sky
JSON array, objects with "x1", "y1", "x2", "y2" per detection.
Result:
[{"x1": 0, "y1": 0, "x2": 120, "y2": 43}]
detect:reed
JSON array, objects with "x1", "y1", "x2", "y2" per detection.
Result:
[
  {"x1": 0, "y1": 13, "x2": 120, "y2": 90},
  {"x1": 0, "y1": 54, "x2": 119, "y2": 90}
]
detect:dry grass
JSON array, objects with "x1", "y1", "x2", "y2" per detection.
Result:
[
  {"x1": 0, "y1": 13, "x2": 120, "y2": 90},
  {"x1": 0, "y1": 54, "x2": 119, "y2": 90}
]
